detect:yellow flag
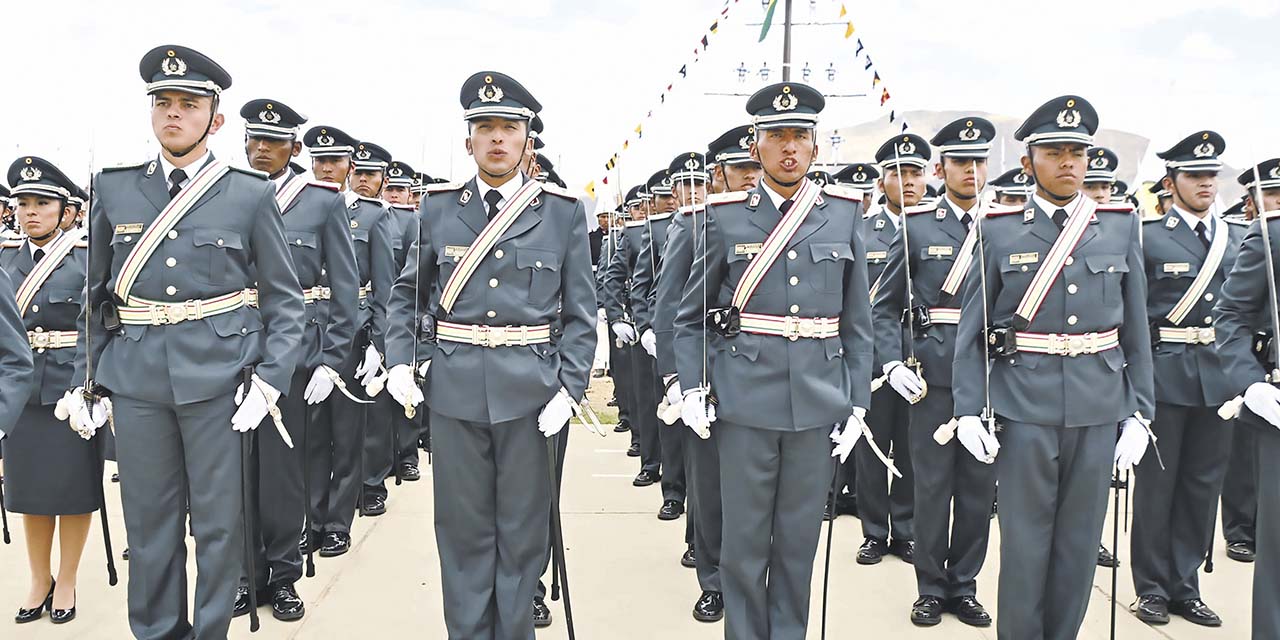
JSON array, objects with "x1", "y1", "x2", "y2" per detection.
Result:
[
  {"x1": 845, "y1": 22, "x2": 855, "y2": 38},
  {"x1": 585, "y1": 181, "x2": 596, "y2": 199},
  {"x1": 840, "y1": 4, "x2": 847, "y2": 16}
]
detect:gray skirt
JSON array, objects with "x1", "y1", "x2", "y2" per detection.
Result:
[{"x1": 3, "y1": 404, "x2": 101, "y2": 515}]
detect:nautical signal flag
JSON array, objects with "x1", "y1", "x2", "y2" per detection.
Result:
[
  {"x1": 880, "y1": 88, "x2": 891, "y2": 106},
  {"x1": 872, "y1": 72, "x2": 881, "y2": 87}
]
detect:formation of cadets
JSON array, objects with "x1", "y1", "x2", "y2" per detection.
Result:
[{"x1": 0, "y1": 41, "x2": 1278, "y2": 640}]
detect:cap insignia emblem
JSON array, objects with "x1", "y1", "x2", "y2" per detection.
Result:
[
  {"x1": 897, "y1": 141, "x2": 916, "y2": 155},
  {"x1": 959, "y1": 127, "x2": 980, "y2": 142},
  {"x1": 1056, "y1": 109, "x2": 1081, "y2": 129},
  {"x1": 317, "y1": 135, "x2": 334, "y2": 147},
  {"x1": 20, "y1": 166, "x2": 41, "y2": 182},
  {"x1": 684, "y1": 158, "x2": 700, "y2": 171},
  {"x1": 1090, "y1": 156, "x2": 1109, "y2": 169},
  {"x1": 1270, "y1": 166, "x2": 1280, "y2": 179},
  {"x1": 853, "y1": 171, "x2": 867, "y2": 182},
  {"x1": 389, "y1": 167, "x2": 403, "y2": 177},
  {"x1": 772, "y1": 88, "x2": 798, "y2": 112},
  {"x1": 1194, "y1": 143, "x2": 1215, "y2": 158},
  {"x1": 259, "y1": 110, "x2": 281, "y2": 124},
  {"x1": 161, "y1": 55, "x2": 187, "y2": 77},
  {"x1": 479, "y1": 83, "x2": 504, "y2": 104},
  {"x1": 356, "y1": 149, "x2": 372, "y2": 161},
  {"x1": 738, "y1": 136, "x2": 751, "y2": 150},
  {"x1": 1014, "y1": 172, "x2": 1029, "y2": 184}
]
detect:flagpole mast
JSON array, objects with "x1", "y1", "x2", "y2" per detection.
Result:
[{"x1": 781, "y1": 0, "x2": 793, "y2": 81}]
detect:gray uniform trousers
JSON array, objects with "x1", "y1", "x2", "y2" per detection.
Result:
[
  {"x1": 1222, "y1": 420, "x2": 1257, "y2": 545},
  {"x1": 609, "y1": 338, "x2": 639, "y2": 448},
  {"x1": 114, "y1": 393, "x2": 244, "y2": 640},
  {"x1": 1253, "y1": 418, "x2": 1280, "y2": 639},
  {"x1": 1130, "y1": 402, "x2": 1232, "y2": 600},
  {"x1": 246, "y1": 366, "x2": 309, "y2": 588},
  {"x1": 432, "y1": 410, "x2": 550, "y2": 640},
  {"x1": 718, "y1": 421, "x2": 830, "y2": 640},
  {"x1": 688, "y1": 425, "x2": 722, "y2": 592},
  {"x1": 909, "y1": 386, "x2": 994, "y2": 598},
  {"x1": 396, "y1": 404, "x2": 425, "y2": 467},
  {"x1": 857, "y1": 384, "x2": 913, "y2": 543},
  {"x1": 363, "y1": 392, "x2": 396, "y2": 499},
  {"x1": 995, "y1": 419, "x2": 1114, "y2": 640},
  {"x1": 633, "y1": 348, "x2": 662, "y2": 476},
  {"x1": 657, "y1": 382, "x2": 686, "y2": 504},
  {"x1": 309, "y1": 341, "x2": 366, "y2": 535},
  {"x1": 537, "y1": 428, "x2": 569, "y2": 599}
]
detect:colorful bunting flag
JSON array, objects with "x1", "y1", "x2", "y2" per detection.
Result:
[{"x1": 759, "y1": 0, "x2": 778, "y2": 42}]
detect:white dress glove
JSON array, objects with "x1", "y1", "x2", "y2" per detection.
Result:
[
  {"x1": 387, "y1": 363, "x2": 425, "y2": 410},
  {"x1": 663, "y1": 375, "x2": 683, "y2": 406},
  {"x1": 681, "y1": 387, "x2": 715, "y2": 440},
  {"x1": 830, "y1": 408, "x2": 868, "y2": 463},
  {"x1": 304, "y1": 365, "x2": 339, "y2": 405},
  {"x1": 955, "y1": 415, "x2": 999, "y2": 464},
  {"x1": 1245, "y1": 382, "x2": 1280, "y2": 428},
  {"x1": 640, "y1": 328, "x2": 657, "y2": 357},
  {"x1": 232, "y1": 375, "x2": 282, "y2": 433},
  {"x1": 611, "y1": 322, "x2": 637, "y2": 345},
  {"x1": 354, "y1": 345, "x2": 383, "y2": 387},
  {"x1": 538, "y1": 387, "x2": 575, "y2": 437},
  {"x1": 657, "y1": 375, "x2": 683, "y2": 425},
  {"x1": 55, "y1": 388, "x2": 111, "y2": 440},
  {"x1": 1114, "y1": 416, "x2": 1151, "y2": 471},
  {"x1": 885, "y1": 361, "x2": 925, "y2": 402}
]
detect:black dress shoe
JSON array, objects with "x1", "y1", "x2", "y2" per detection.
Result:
[
  {"x1": 299, "y1": 530, "x2": 323, "y2": 554},
  {"x1": 692, "y1": 590, "x2": 724, "y2": 622},
  {"x1": 1133, "y1": 594, "x2": 1169, "y2": 625},
  {"x1": 681, "y1": 546, "x2": 697, "y2": 568},
  {"x1": 1227, "y1": 541, "x2": 1256, "y2": 563},
  {"x1": 822, "y1": 498, "x2": 836, "y2": 522},
  {"x1": 1169, "y1": 598, "x2": 1222, "y2": 627},
  {"x1": 399, "y1": 463, "x2": 421, "y2": 482},
  {"x1": 121, "y1": 548, "x2": 129, "y2": 561},
  {"x1": 614, "y1": 421, "x2": 630, "y2": 433},
  {"x1": 111, "y1": 473, "x2": 119, "y2": 483},
  {"x1": 50, "y1": 591, "x2": 76, "y2": 625},
  {"x1": 658, "y1": 499, "x2": 684, "y2": 520},
  {"x1": 888, "y1": 539, "x2": 914, "y2": 564},
  {"x1": 856, "y1": 537, "x2": 887, "y2": 565},
  {"x1": 318, "y1": 532, "x2": 351, "y2": 558},
  {"x1": 626, "y1": 442, "x2": 640, "y2": 457},
  {"x1": 834, "y1": 496, "x2": 858, "y2": 518},
  {"x1": 1097, "y1": 544, "x2": 1119, "y2": 568},
  {"x1": 946, "y1": 596, "x2": 991, "y2": 627},
  {"x1": 633, "y1": 469, "x2": 659, "y2": 487},
  {"x1": 232, "y1": 585, "x2": 272, "y2": 618},
  {"x1": 910, "y1": 596, "x2": 943, "y2": 626},
  {"x1": 419, "y1": 436, "x2": 432, "y2": 453},
  {"x1": 361, "y1": 494, "x2": 387, "y2": 516},
  {"x1": 270, "y1": 583, "x2": 305, "y2": 621},
  {"x1": 532, "y1": 596, "x2": 552, "y2": 628},
  {"x1": 14, "y1": 579, "x2": 53, "y2": 623}
]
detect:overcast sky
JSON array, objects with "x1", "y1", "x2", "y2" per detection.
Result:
[{"x1": 2, "y1": 0, "x2": 1277, "y2": 203}]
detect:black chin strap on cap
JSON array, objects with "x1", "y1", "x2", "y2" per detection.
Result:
[
  {"x1": 1027, "y1": 147, "x2": 1076, "y2": 202},
  {"x1": 763, "y1": 165, "x2": 804, "y2": 189},
  {"x1": 1169, "y1": 171, "x2": 1211, "y2": 214},
  {"x1": 169, "y1": 96, "x2": 219, "y2": 159}
]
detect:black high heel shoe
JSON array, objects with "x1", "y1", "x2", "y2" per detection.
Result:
[
  {"x1": 50, "y1": 591, "x2": 76, "y2": 624},
  {"x1": 14, "y1": 579, "x2": 54, "y2": 624}
]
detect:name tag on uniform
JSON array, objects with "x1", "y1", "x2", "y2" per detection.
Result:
[
  {"x1": 114, "y1": 223, "x2": 144, "y2": 234},
  {"x1": 927, "y1": 245, "x2": 954, "y2": 257},
  {"x1": 1163, "y1": 262, "x2": 1191, "y2": 274},
  {"x1": 444, "y1": 245, "x2": 470, "y2": 259},
  {"x1": 734, "y1": 243, "x2": 763, "y2": 256},
  {"x1": 866, "y1": 251, "x2": 888, "y2": 260},
  {"x1": 1009, "y1": 252, "x2": 1040, "y2": 265}
]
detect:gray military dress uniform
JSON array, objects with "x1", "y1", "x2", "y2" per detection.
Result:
[
  {"x1": 83, "y1": 153, "x2": 305, "y2": 640},
  {"x1": 953, "y1": 197, "x2": 1153, "y2": 640},
  {"x1": 873, "y1": 197, "x2": 996, "y2": 601},
  {"x1": 249, "y1": 167, "x2": 359, "y2": 590},
  {"x1": 604, "y1": 220, "x2": 661, "y2": 477},
  {"x1": 0, "y1": 234, "x2": 97, "y2": 515},
  {"x1": 673, "y1": 180, "x2": 873, "y2": 640},
  {"x1": 859, "y1": 207, "x2": 914, "y2": 547},
  {"x1": 598, "y1": 223, "x2": 636, "y2": 444},
  {"x1": 385, "y1": 174, "x2": 596, "y2": 640},
  {"x1": 388, "y1": 202, "x2": 427, "y2": 471},
  {"x1": 0, "y1": 267, "x2": 34, "y2": 441},
  {"x1": 1132, "y1": 210, "x2": 1243, "y2": 604}
]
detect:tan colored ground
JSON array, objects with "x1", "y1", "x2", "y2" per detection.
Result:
[{"x1": 0, "y1": 378, "x2": 1255, "y2": 638}]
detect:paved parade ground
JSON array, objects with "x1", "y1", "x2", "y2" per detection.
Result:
[{"x1": 0, "y1": 380, "x2": 1256, "y2": 638}]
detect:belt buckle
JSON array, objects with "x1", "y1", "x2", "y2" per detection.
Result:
[
  {"x1": 29, "y1": 332, "x2": 49, "y2": 349},
  {"x1": 1196, "y1": 327, "x2": 1214, "y2": 345},
  {"x1": 783, "y1": 316, "x2": 817, "y2": 341},
  {"x1": 245, "y1": 289, "x2": 259, "y2": 307}
]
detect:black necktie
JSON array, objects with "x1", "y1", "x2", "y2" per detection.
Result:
[
  {"x1": 32, "y1": 248, "x2": 44, "y2": 264},
  {"x1": 960, "y1": 213, "x2": 973, "y2": 230},
  {"x1": 484, "y1": 190, "x2": 503, "y2": 220},
  {"x1": 168, "y1": 168, "x2": 188, "y2": 199},
  {"x1": 1195, "y1": 220, "x2": 1211, "y2": 249},
  {"x1": 1051, "y1": 208, "x2": 1068, "y2": 230},
  {"x1": 780, "y1": 199, "x2": 794, "y2": 215}
]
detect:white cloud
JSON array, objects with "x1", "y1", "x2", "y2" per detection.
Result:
[{"x1": 1178, "y1": 32, "x2": 1236, "y2": 62}]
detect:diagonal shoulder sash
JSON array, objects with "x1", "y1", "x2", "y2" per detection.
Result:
[
  {"x1": 1013, "y1": 196, "x2": 1094, "y2": 328},
  {"x1": 439, "y1": 179, "x2": 543, "y2": 314},
  {"x1": 940, "y1": 219, "x2": 981, "y2": 301},
  {"x1": 15, "y1": 232, "x2": 79, "y2": 316},
  {"x1": 730, "y1": 180, "x2": 820, "y2": 310},
  {"x1": 275, "y1": 174, "x2": 310, "y2": 214},
  {"x1": 114, "y1": 159, "x2": 231, "y2": 301},
  {"x1": 1166, "y1": 216, "x2": 1228, "y2": 325}
]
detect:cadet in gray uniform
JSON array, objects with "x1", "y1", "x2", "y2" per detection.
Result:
[
  {"x1": 382, "y1": 160, "x2": 426, "y2": 482},
  {"x1": 605, "y1": 185, "x2": 662, "y2": 485},
  {"x1": 1131, "y1": 131, "x2": 1240, "y2": 628},
  {"x1": 2, "y1": 157, "x2": 91, "y2": 625},
  {"x1": 990, "y1": 168, "x2": 1034, "y2": 209},
  {"x1": 842, "y1": 159, "x2": 917, "y2": 561},
  {"x1": 873, "y1": 121, "x2": 997, "y2": 628},
  {"x1": 233, "y1": 99, "x2": 360, "y2": 622},
  {"x1": 1211, "y1": 156, "x2": 1280, "y2": 640},
  {"x1": 384, "y1": 71, "x2": 596, "y2": 640},
  {"x1": 634, "y1": 169, "x2": 688, "y2": 519},
  {"x1": 951, "y1": 95, "x2": 1153, "y2": 640},
  {"x1": 73, "y1": 45, "x2": 304, "y2": 640},
  {"x1": 675, "y1": 81, "x2": 873, "y2": 640}
]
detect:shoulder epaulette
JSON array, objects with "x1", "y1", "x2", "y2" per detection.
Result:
[
  {"x1": 388, "y1": 203, "x2": 416, "y2": 211},
  {"x1": 1224, "y1": 215, "x2": 1250, "y2": 226},
  {"x1": 706, "y1": 191, "x2": 749, "y2": 205},
  {"x1": 903, "y1": 203, "x2": 936, "y2": 217},
  {"x1": 624, "y1": 220, "x2": 647, "y2": 228},
  {"x1": 1095, "y1": 204, "x2": 1135, "y2": 214},
  {"x1": 0, "y1": 239, "x2": 24, "y2": 248},
  {"x1": 73, "y1": 238, "x2": 89, "y2": 248},
  {"x1": 1141, "y1": 215, "x2": 1164, "y2": 224},
  {"x1": 539, "y1": 182, "x2": 578, "y2": 201},
  {"x1": 1263, "y1": 210, "x2": 1280, "y2": 221},
  {"x1": 424, "y1": 181, "x2": 465, "y2": 194},
  {"x1": 984, "y1": 206, "x2": 1026, "y2": 217},
  {"x1": 229, "y1": 166, "x2": 270, "y2": 180},
  {"x1": 306, "y1": 180, "x2": 341, "y2": 191},
  {"x1": 648, "y1": 211, "x2": 674, "y2": 223},
  {"x1": 353, "y1": 195, "x2": 384, "y2": 206},
  {"x1": 101, "y1": 160, "x2": 148, "y2": 173},
  {"x1": 822, "y1": 183, "x2": 863, "y2": 201},
  {"x1": 679, "y1": 204, "x2": 707, "y2": 216}
]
